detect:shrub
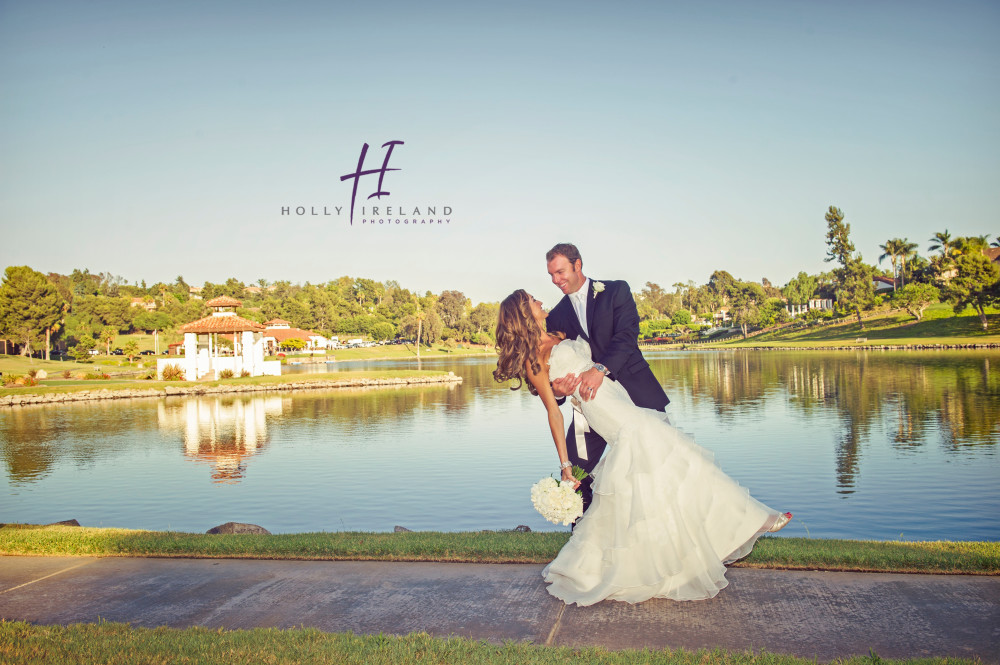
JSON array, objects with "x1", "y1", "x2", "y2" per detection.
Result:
[
  {"x1": 62, "y1": 370, "x2": 72, "y2": 379},
  {"x1": 219, "y1": 369, "x2": 235, "y2": 379},
  {"x1": 84, "y1": 372, "x2": 110, "y2": 380},
  {"x1": 5, "y1": 375, "x2": 38, "y2": 387},
  {"x1": 240, "y1": 370, "x2": 251, "y2": 378},
  {"x1": 161, "y1": 364, "x2": 185, "y2": 381}
]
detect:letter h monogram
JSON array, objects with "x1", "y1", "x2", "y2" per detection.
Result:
[{"x1": 340, "y1": 140, "x2": 404, "y2": 225}]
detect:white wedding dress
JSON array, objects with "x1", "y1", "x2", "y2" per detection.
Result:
[{"x1": 542, "y1": 337, "x2": 781, "y2": 605}]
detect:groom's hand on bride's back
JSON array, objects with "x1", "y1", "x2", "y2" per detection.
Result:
[{"x1": 552, "y1": 373, "x2": 581, "y2": 399}]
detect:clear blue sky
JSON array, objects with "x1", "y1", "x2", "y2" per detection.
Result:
[{"x1": 1, "y1": 0, "x2": 997, "y2": 305}]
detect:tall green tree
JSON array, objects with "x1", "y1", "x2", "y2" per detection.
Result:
[
  {"x1": 71, "y1": 335, "x2": 96, "y2": 361},
  {"x1": 953, "y1": 235, "x2": 990, "y2": 256},
  {"x1": 878, "y1": 238, "x2": 905, "y2": 290},
  {"x1": 928, "y1": 230, "x2": 954, "y2": 257},
  {"x1": 0, "y1": 266, "x2": 66, "y2": 359},
  {"x1": 638, "y1": 282, "x2": 674, "y2": 318},
  {"x1": 897, "y1": 239, "x2": 919, "y2": 288},
  {"x1": 824, "y1": 206, "x2": 876, "y2": 329},
  {"x1": 99, "y1": 326, "x2": 117, "y2": 356},
  {"x1": 468, "y1": 302, "x2": 499, "y2": 344},
  {"x1": 435, "y1": 290, "x2": 469, "y2": 328},
  {"x1": 727, "y1": 281, "x2": 766, "y2": 339},
  {"x1": 781, "y1": 272, "x2": 819, "y2": 306},
  {"x1": 942, "y1": 253, "x2": 999, "y2": 330},
  {"x1": 123, "y1": 339, "x2": 140, "y2": 362},
  {"x1": 892, "y1": 283, "x2": 939, "y2": 321},
  {"x1": 708, "y1": 270, "x2": 736, "y2": 306}
]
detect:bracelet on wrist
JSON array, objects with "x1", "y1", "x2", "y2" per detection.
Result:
[{"x1": 559, "y1": 460, "x2": 572, "y2": 470}]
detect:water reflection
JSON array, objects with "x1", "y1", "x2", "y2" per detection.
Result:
[
  {"x1": 646, "y1": 350, "x2": 999, "y2": 495},
  {"x1": 1, "y1": 351, "x2": 997, "y2": 538},
  {"x1": 1, "y1": 399, "x2": 160, "y2": 485},
  {"x1": 157, "y1": 396, "x2": 284, "y2": 483}
]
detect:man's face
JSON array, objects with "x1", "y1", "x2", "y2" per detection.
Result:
[{"x1": 547, "y1": 254, "x2": 585, "y2": 295}]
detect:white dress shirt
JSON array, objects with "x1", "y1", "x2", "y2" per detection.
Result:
[{"x1": 570, "y1": 278, "x2": 590, "y2": 337}]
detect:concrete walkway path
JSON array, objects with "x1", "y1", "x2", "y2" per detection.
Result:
[{"x1": 1, "y1": 556, "x2": 996, "y2": 662}]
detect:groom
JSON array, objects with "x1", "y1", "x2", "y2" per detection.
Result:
[{"x1": 545, "y1": 242, "x2": 670, "y2": 513}]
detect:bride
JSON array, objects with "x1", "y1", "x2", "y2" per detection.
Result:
[{"x1": 493, "y1": 289, "x2": 792, "y2": 606}]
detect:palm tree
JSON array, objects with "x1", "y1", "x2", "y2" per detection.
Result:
[
  {"x1": 953, "y1": 235, "x2": 989, "y2": 256},
  {"x1": 992, "y1": 236, "x2": 1000, "y2": 248},
  {"x1": 897, "y1": 239, "x2": 919, "y2": 288},
  {"x1": 879, "y1": 238, "x2": 904, "y2": 291},
  {"x1": 928, "y1": 230, "x2": 954, "y2": 257}
]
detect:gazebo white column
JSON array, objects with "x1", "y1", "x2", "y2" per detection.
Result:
[
  {"x1": 183, "y1": 332, "x2": 198, "y2": 380},
  {"x1": 241, "y1": 330, "x2": 255, "y2": 375}
]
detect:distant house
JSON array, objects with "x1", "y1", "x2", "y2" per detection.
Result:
[
  {"x1": 985, "y1": 247, "x2": 1000, "y2": 266},
  {"x1": 873, "y1": 276, "x2": 898, "y2": 292},
  {"x1": 189, "y1": 285, "x2": 203, "y2": 300},
  {"x1": 262, "y1": 319, "x2": 330, "y2": 354},
  {"x1": 713, "y1": 307, "x2": 730, "y2": 324},
  {"x1": 130, "y1": 297, "x2": 156, "y2": 312},
  {"x1": 244, "y1": 286, "x2": 262, "y2": 296},
  {"x1": 786, "y1": 298, "x2": 834, "y2": 317}
]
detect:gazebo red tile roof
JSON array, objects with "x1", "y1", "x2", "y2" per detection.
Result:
[
  {"x1": 205, "y1": 295, "x2": 243, "y2": 308},
  {"x1": 180, "y1": 314, "x2": 265, "y2": 334},
  {"x1": 264, "y1": 319, "x2": 291, "y2": 326}
]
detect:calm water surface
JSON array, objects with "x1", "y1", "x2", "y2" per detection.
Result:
[{"x1": 2, "y1": 350, "x2": 998, "y2": 540}]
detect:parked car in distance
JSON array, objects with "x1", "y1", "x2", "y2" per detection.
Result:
[
  {"x1": 88, "y1": 349, "x2": 100, "y2": 356},
  {"x1": 139, "y1": 350, "x2": 155, "y2": 355},
  {"x1": 111, "y1": 349, "x2": 124, "y2": 355}
]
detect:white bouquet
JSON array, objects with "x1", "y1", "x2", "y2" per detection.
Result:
[{"x1": 530, "y1": 467, "x2": 589, "y2": 526}]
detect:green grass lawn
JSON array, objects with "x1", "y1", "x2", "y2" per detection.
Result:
[
  {"x1": 0, "y1": 368, "x2": 459, "y2": 398},
  {"x1": 1, "y1": 341, "x2": 493, "y2": 378},
  {"x1": 315, "y1": 342, "x2": 494, "y2": 361},
  {"x1": 707, "y1": 305, "x2": 1000, "y2": 348},
  {"x1": 0, "y1": 529, "x2": 992, "y2": 663},
  {"x1": 1, "y1": 525, "x2": 995, "y2": 575},
  {"x1": 0, "y1": 621, "x2": 970, "y2": 665}
]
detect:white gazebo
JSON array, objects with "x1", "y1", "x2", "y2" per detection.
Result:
[{"x1": 158, "y1": 296, "x2": 280, "y2": 380}]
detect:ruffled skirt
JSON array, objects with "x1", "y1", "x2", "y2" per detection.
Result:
[{"x1": 542, "y1": 407, "x2": 778, "y2": 605}]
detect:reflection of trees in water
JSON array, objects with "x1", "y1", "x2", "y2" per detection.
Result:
[
  {"x1": 0, "y1": 400, "x2": 158, "y2": 484},
  {"x1": 284, "y1": 382, "x2": 462, "y2": 426},
  {"x1": 648, "y1": 351, "x2": 1000, "y2": 493}
]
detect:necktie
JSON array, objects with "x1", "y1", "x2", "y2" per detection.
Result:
[{"x1": 573, "y1": 291, "x2": 588, "y2": 337}]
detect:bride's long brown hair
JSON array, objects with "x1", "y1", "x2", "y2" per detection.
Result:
[{"x1": 493, "y1": 289, "x2": 562, "y2": 395}]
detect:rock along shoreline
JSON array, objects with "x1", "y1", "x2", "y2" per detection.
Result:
[{"x1": 0, "y1": 373, "x2": 463, "y2": 408}]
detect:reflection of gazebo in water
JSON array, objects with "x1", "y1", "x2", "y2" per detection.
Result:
[
  {"x1": 158, "y1": 296, "x2": 280, "y2": 380},
  {"x1": 157, "y1": 395, "x2": 284, "y2": 483}
]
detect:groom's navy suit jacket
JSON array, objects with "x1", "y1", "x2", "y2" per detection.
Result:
[
  {"x1": 547, "y1": 279, "x2": 669, "y2": 413},
  {"x1": 546, "y1": 279, "x2": 669, "y2": 503}
]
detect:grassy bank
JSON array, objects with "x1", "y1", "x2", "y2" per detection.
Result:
[
  {"x1": 0, "y1": 341, "x2": 493, "y2": 374},
  {"x1": 0, "y1": 368, "x2": 458, "y2": 399},
  {"x1": 1, "y1": 525, "x2": 996, "y2": 575},
  {"x1": 0, "y1": 621, "x2": 974, "y2": 665},
  {"x1": 699, "y1": 305, "x2": 1000, "y2": 349}
]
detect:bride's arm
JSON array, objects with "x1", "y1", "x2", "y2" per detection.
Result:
[{"x1": 526, "y1": 363, "x2": 578, "y2": 486}]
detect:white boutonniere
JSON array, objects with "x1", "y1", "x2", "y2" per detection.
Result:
[{"x1": 592, "y1": 281, "x2": 605, "y2": 297}]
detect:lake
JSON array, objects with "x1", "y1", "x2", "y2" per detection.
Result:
[{"x1": 2, "y1": 350, "x2": 997, "y2": 541}]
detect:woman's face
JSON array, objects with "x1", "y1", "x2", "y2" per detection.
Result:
[{"x1": 527, "y1": 293, "x2": 546, "y2": 323}]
